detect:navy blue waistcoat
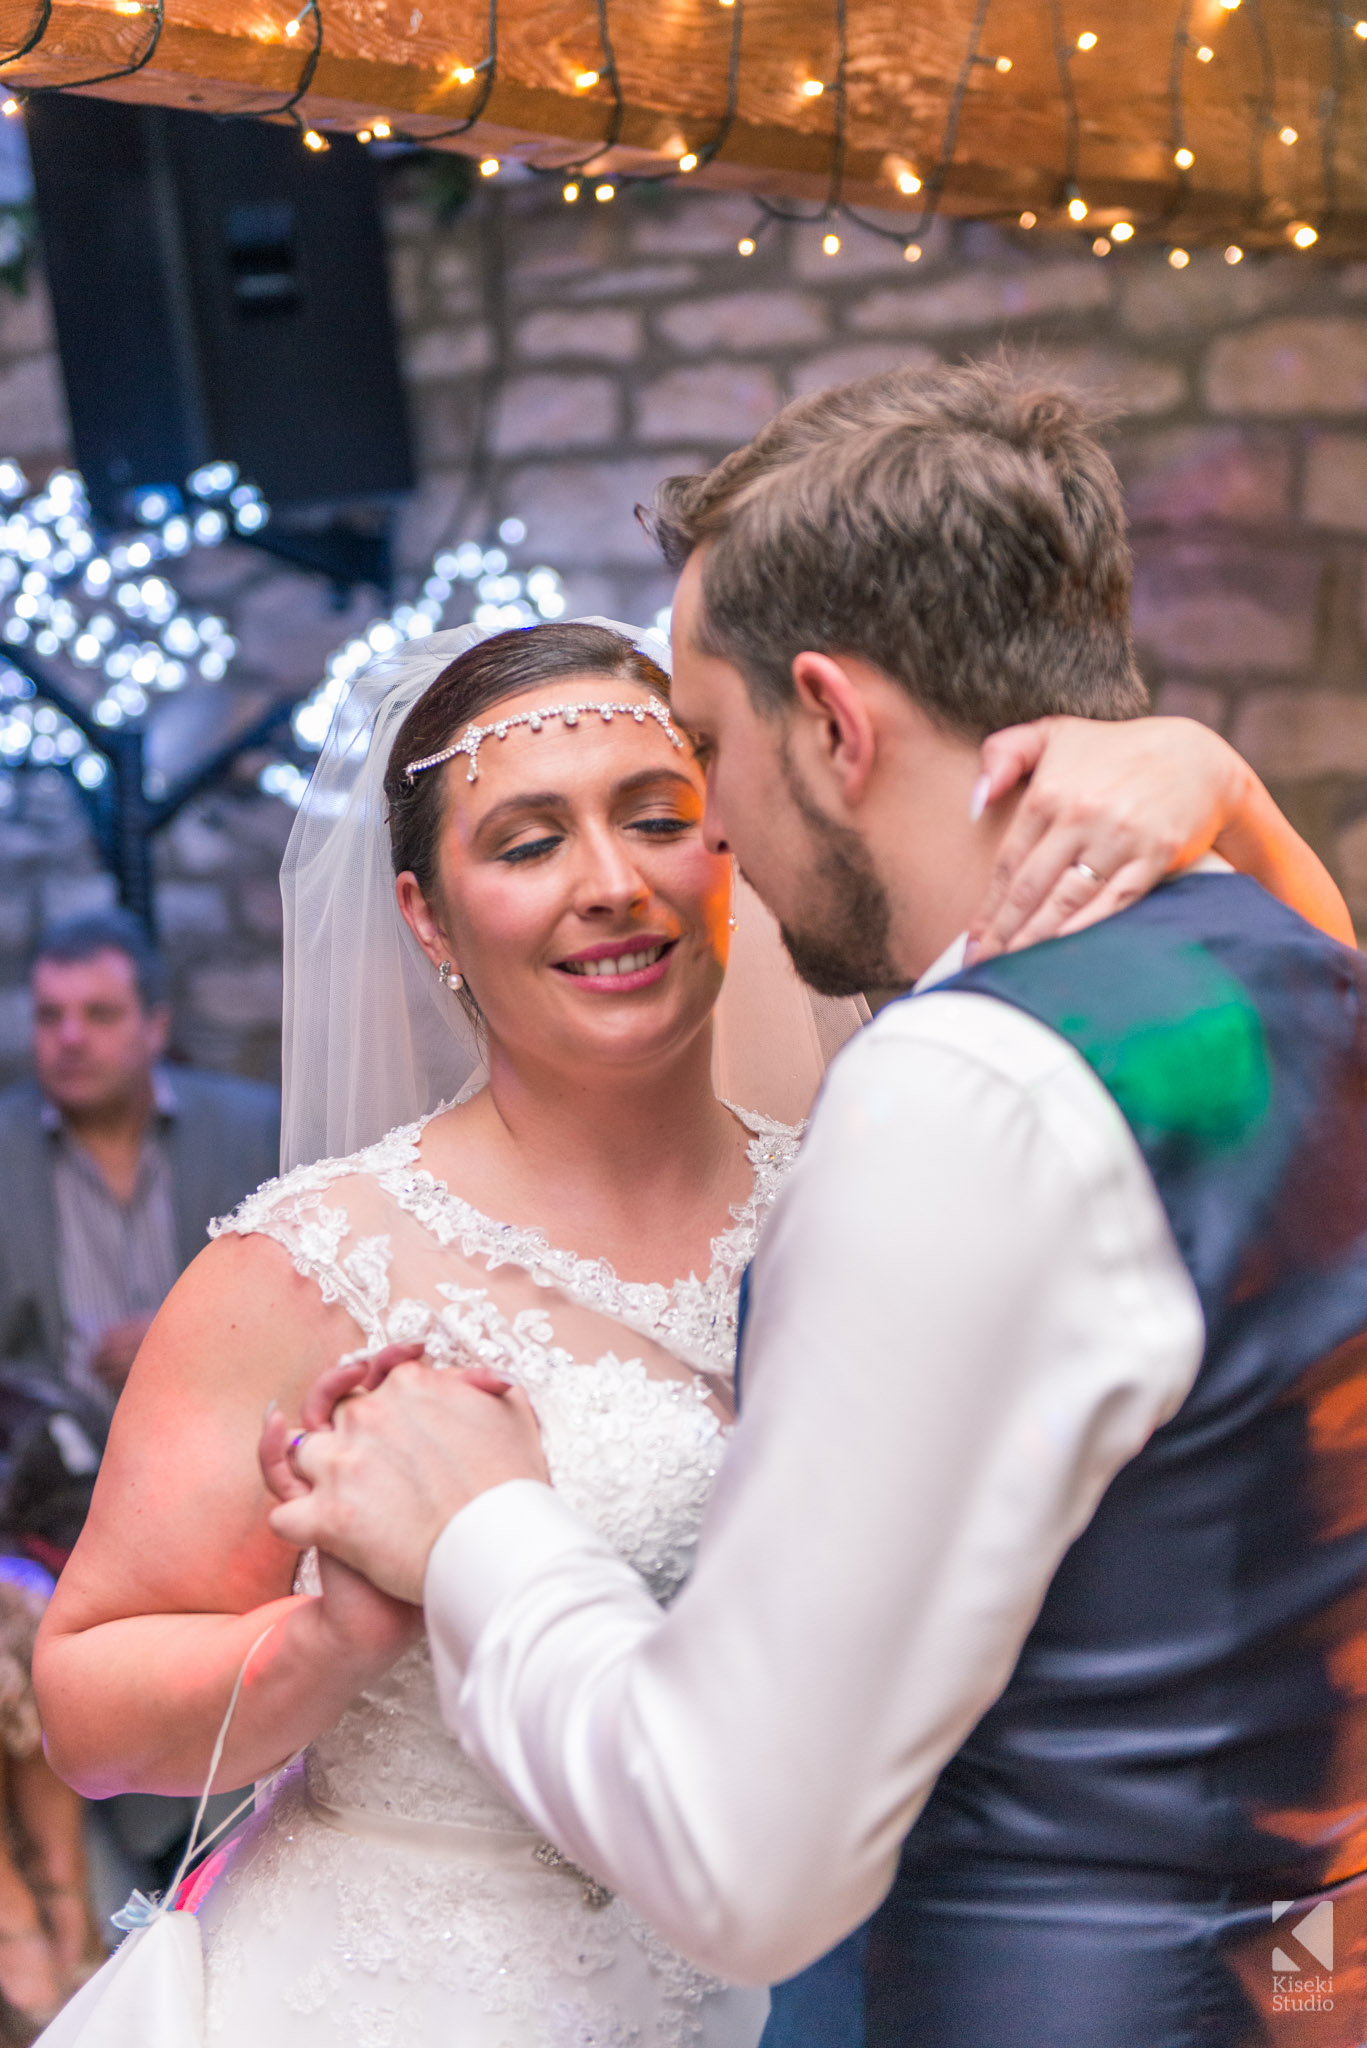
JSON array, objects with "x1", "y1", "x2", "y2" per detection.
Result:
[{"x1": 761, "y1": 875, "x2": 1367, "y2": 2048}]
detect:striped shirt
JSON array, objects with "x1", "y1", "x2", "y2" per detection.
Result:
[{"x1": 44, "y1": 1070, "x2": 180, "y2": 1410}]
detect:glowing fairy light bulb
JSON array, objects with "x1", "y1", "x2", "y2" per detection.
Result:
[
  {"x1": 1169, "y1": 246, "x2": 1190, "y2": 268},
  {"x1": 480, "y1": 157, "x2": 500, "y2": 176},
  {"x1": 896, "y1": 169, "x2": 922, "y2": 194},
  {"x1": 563, "y1": 181, "x2": 580, "y2": 202},
  {"x1": 1175, "y1": 147, "x2": 1194, "y2": 168},
  {"x1": 1076, "y1": 31, "x2": 1097, "y2": 50},
  {"x1": 678, "y1": 152, "x2": 698, "y2": 172},
  {"x1": 801, "y1": 79, "x2": 824, "y2": 97},
  {"x1": 303, "y1": 128, "x2": 328, "y2": 151},
  {"x1": 737, "y1": 236, "x2": 756, "y2": 255},
  {"x1": 1068, "y1": 194, "x2": 1088, "y2": 221},
  {"x1": 822, "y1": 232, "x2": 841, "y2": 255},
  {"x1": 1291, "y1": 222, "x2": 1318, "y2": 247},
  {"x1": 574, "y1": 69, "x2": 599, "y2": 89},
  {"x1": 1112, "y1": 220, "x2": 1134, "y2": 241}
]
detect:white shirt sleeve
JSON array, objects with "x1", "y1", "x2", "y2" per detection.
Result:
[{"x1": 424, "y1": 992, "x2": 1205, "y2": 1985}]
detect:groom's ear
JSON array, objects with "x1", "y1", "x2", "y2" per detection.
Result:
[{"x1": 789, "y1": 652, "x2": 877, "y2": 810}]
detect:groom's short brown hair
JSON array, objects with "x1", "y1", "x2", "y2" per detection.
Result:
[{"x1": 644, "y1": 360, "x2": 1147, "y2": 738}]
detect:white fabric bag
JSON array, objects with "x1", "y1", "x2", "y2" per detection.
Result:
[{"x1": 33, "y1": 1911, "x2": 205, "y2": 2048}]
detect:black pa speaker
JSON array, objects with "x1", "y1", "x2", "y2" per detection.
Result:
[{"x1": 25, "y1": 99, "x2": 413, "y2": 539}]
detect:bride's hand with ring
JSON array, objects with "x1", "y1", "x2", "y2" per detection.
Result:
[
  {"x1": 260, "y1": 1344, "x2": 427, "y2": 1668},
  {"x1": 965, "y1": 713, "x2": 1355, "y2": 959}
]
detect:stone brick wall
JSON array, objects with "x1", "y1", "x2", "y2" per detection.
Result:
[{"x1": 2, "y1": 165, "x2": 1367, "y2": 1085}]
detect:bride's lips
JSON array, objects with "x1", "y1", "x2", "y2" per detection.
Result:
[{"x1": 553, "y1": 935, "x2": 677, "y2": 992}]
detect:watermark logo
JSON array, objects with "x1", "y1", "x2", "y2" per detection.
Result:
[{"x1": 1272, "y1": 1899, "x2": 1335, "y2": 2013}]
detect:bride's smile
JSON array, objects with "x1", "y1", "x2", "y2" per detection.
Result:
[{"x1": 554, "y1": 936, "x2": 677, "y2": 987}]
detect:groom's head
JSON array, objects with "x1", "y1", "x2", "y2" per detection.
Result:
[{"x1": 648, "y1": 359, "x2": 1147, "y2": 991}]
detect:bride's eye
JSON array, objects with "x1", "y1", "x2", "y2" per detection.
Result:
[
  {"x1": 630, "y1": 813, "x2": 692, "y2": 838},
  {"x1": 499, "y1": 833, "x2": 563, "y2": 865}
]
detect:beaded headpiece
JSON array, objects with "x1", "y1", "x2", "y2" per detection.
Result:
[{"x1": 404, "y1": 695, "x2": 685, "y2": 784}]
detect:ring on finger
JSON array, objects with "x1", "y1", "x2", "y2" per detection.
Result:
[
  {"x1": 286, "y1": 1428, "x2": 310, "y2": 1476},
  {"x1": 1071, "y1": 860, "x2": 1107, "y2": 888}
]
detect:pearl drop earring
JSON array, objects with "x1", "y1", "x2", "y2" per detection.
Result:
[{"x1": 438, "y1": 961, "x2": 464, "y2": 992}]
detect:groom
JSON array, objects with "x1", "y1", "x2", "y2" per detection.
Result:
[{"x1": 273, "y1": 362, "x2": 1367, "y2": 2045}]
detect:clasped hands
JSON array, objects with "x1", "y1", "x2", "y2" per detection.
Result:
[{"x1": 260, "y1": 1346, "x2": 550, "y2": 1606}]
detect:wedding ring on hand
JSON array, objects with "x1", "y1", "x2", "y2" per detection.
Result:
[
  {"x1": 286, "y1": 1429, "x2": 311, "y2": 1478},
  {"x1": 1071, "y1": 861, "x2": 1107, "y2": 888}
]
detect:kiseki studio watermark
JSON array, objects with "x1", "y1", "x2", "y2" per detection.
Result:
[{"x1": 1271, "y1": 1899, "x2": 1334, "y2": 2014}]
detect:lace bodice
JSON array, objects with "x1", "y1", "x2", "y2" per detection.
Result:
[
  {"x1": 212, "y1": 1102, "x2": 799, "y2": 1825},
  {"x1": 201, "y1": 1104, "x2": 794, "y2": 2047}
]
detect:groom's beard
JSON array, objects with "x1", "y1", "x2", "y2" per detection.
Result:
[{"x1": 773, "y1": 747, "x2": 903, "y2": 998}]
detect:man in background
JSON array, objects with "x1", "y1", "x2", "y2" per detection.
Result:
[
  {"x1": 0, "y1": 905, "x2": 279, "y2": 1410},
  {"x1": 0, "y1": 904, "x2": 278, "y2": 1919}
]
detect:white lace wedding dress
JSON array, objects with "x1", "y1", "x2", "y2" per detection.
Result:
[{"x1": 190, "y1": 1102, "x2": 797, "y2": 2048}]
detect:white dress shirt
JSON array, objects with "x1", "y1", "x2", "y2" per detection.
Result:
[{"x1": 423, "y1": 935, "x2": 1207, "y2": 1985}]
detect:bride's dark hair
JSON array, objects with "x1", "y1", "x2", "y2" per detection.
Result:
[{"x1": 384, "y1": 621, "x2": 671, "y2": 905}]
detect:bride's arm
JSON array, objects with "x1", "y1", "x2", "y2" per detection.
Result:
[
  {"x1": 34, "y1": 1235, "x2": 418, "y2": 1798},
  {"x1": 967, "y1": 715, "x2": 1355, "y2": 956}
]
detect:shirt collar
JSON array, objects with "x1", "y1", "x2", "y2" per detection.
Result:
[
  {"x1": 907, "y1": 859, "x2": 1234, "y2": 1000},
  {"x1": 913, "y1": 933, "x2": 970, "y2": 994},
  {"x1": 42, "y1": 1064, "x2": 179, "y2": 1134}
]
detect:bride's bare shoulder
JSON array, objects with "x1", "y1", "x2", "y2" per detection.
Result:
[{"x1": 127, "y1": 1227, "x2": 356, "y2": 1415}]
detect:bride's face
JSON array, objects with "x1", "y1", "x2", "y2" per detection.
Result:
[{"x1": 397, "y1": 675, "x2": 731, "y2": 1074}]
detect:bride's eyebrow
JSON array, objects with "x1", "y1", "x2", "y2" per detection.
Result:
[
  {"x1": 612, "y1": 768, "x2": 699, "y2": 801},
  {"x1": 473, "y1": 790, "x2": 568, "y2": 837}
]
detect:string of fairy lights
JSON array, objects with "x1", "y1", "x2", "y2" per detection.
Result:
[
  {"x1": 0, "y1": 0, "x2": 1360, "y2": 264},
  {"x1": 0, "y1": 462, "x2": 567, "y2": 810},
  {"x1": 0, "y1": 1, "x2": 1356, "y2": 811}
]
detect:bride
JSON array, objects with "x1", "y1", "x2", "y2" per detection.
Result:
[{"x1": 31, "y1": 615, "x2": 1353, "y2": 2047}]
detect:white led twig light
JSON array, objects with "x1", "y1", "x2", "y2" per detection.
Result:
[
  {"x1": 0, "y1": 458, "x2": 569, "y2": 814},
  {"x1": 0, "y1": 461, "x2": 264, "y2": 789}
]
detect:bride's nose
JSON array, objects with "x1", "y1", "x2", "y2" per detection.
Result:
[{"x1": 570, "y1": 824, "x2": 650, "y2": 916}]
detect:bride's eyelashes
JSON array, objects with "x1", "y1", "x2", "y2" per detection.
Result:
[
  {"x1": 494, "y1": 813, "x2": 695, "y2": 865},
  {"x1": 498, "y1": 833, "x2": 563, "y2": 866},
  {"x1": 628, "y1": 813, "x2": 694, "y2": 839}
]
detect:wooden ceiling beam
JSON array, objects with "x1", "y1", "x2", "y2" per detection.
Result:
[{"x1": 3, "y1": 0, "x2": 1366, "y2": 252}]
